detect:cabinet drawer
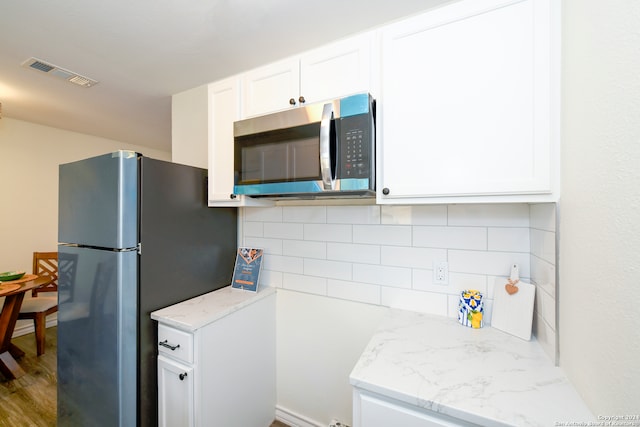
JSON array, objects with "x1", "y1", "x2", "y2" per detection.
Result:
[{"x1": 158, "y1": 324, "x2": 194, "y2": 364}]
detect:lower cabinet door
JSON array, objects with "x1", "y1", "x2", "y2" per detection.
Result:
[{"x1": 158, "y1": 355, "x2": 194, "y2": 427}]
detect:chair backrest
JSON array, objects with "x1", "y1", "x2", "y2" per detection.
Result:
[{"x1": 32, "y1": 251, "x2": 58, "y2": 297}]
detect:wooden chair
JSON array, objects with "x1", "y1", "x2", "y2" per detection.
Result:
[{"x1": 17, "y1": 252, "x2": 59, "y2": 356}]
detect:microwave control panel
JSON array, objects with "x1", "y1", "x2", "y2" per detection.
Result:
[{"x1": 340, "y1": 114, "x2": 372, "y2": 179}]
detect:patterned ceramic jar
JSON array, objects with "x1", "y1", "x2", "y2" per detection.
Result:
[{"x1": 458, "y1": 289, "x2": 484, "y2": 329}]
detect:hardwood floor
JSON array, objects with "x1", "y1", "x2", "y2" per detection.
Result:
[
  {"x1": 0, "y1": 327, "x2": 57, "y2": 427},
  {"x1": 1, "y1": 327, "x2": 290, "y2": 427}
]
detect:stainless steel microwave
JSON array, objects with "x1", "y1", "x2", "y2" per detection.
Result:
[{"x1": 233, "y1": 93, "x2": 375, "y2": 198}]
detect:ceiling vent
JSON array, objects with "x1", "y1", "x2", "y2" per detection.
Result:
[{"x1": 21, "y1": 57, "x2": 98, "y2": 88}]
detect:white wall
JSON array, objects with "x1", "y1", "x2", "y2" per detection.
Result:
[
  {"x1": 172, "y1": 84, "x2": 208, "y2": 169},
  {"x1": 0, "y1": 117, "x2": 170, "y2": 332},
  {"x1": 560, "y1": 0, "x2": 640, "y2": 413}
]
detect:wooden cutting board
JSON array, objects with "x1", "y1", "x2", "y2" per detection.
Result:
[{"x1": 491, "y1": 276, "x2": 536, "y2": 340}]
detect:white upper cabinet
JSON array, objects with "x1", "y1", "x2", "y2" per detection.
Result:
[
  {"x1": 377, "y1": 0, "x2": 559, "y2": 203},
  {"x1": 242, "y1": 32, "x2": 375, "y2": 118},
  {"x1": 299, "y1": 33, "x2": 374, "y2": 105},
  {"x1": 207, "y1": 77, "x2": 272, "y2": 206},
  {"x1": 241, "y1": 58, "x2": 300, "y2": 118},
  {"x1": 207, "y1": 77, "x2": 239, "y2": 204}
]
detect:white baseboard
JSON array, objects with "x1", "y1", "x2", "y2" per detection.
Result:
[
  {"x1": 276, "y1": 405, "x2": 325, "y2": 427},
  {"x1": 12, "y1": 318, "x2": 58, "y2": 338}
]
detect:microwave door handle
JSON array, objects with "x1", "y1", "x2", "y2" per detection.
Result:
[{"x1": 319, "y1": 102, "x2": 334, "y2": 190}]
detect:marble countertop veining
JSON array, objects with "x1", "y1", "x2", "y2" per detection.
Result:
[
  {"x1": 151, "y1": 285, "x2": 276, "y2": 332},
  {"x1": 350, "y1": 309, "x2": 595, "y2": 427}
]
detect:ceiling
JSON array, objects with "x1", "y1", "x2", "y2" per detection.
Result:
[{"x1": 0, "y1": 0, "x2": 449, "y2": 153}]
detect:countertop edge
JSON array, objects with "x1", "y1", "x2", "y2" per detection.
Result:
[
  {"x1": 151, "y1": 285, "x2": 277, "y2": 332},
  {"x1": 349, "y1": 309, "x2": 594, "y2": 427}
]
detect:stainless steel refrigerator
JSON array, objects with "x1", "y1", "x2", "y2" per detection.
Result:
[{"x1": 57, "y1": 151, "x2": 237, "y2": 427}]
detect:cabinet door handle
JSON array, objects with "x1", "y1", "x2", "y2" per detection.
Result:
[
  {"x1": 159, "y1": 340, "x2": 180, "y2": 351},
  {"x1": 298, "y1": 95, "x2": 306, "y2": 104},
  {"x1": 179, "y1": 372, "x2": 188, "y2": 381},
  {"x1": 382, "y1": 187, "x2": 390, "y2": 195},
  {"x1": 289, "y1": 98, "x2": 296, "y2": 106}
]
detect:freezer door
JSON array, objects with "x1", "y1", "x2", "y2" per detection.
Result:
[
  {"x1": 59, "y1": 151, "x2": 138, "y2": 249},
  {"x1": 57, "y1": 246, "x2": 137, "y2": 427}
]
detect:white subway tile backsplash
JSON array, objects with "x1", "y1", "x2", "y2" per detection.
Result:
[
  {"x1": 327, "y1": 279, "x2": 381, "y2": 305},
  {"x1": 449, "y1": 272, "x2": 488, "y2": 295},
  {"x1": 353, "y1": 263, "x2": 412, "y2": 288},
  {"x1": 327, "y1": 205, "x2": 381, "y2": 224},
  {"x1": 243, "y1": 221, "x2": 264, "y2": 237},
  {"x1": 413, "y1": 226, "x2": 487, "y2": 250},
  {"x1": 412, "y1": 269, "x2": 474, "y2": 296},
  {"x1": 540, "y1": 287, "x2": 556, "y2": 331},
  {"x1": 243, "y1": 206, "x2": 283, "y2": 222},
  {"x1": 448, "y1": 204, "x2": 529, "y2": 227},
  {"x1": 447, "y1": 294, "x2": 460, "y2": 319},
  {"x1": 449, "y1": 250, "x2": 531, "y2": 277},
  {"x1": 264, "y1": 254, "x2": 303, "y2": 274},
  {"x1": 531, "y1": 255, "x2": 556, "y2": 297},
  {"x1": 327, "y1": 242, "x2": 380, "y2": 264},
  {"x1": 283, "y1": 273, "x2": 327, "y2": 296},
  {"x1": 412, "y1": 268, "x2": 440, "y2": 291},
  {"x1": 304, "y1": 258, "x2": 352, "y2": 280},
  {"x1": 530, "y1": 228, "x2": 556, "y2": 264},
  {"x1": 381, "y1": 287, "x2": 448, "y2": 316},
  {"x1": 264, "y1": 222, "x2": 304, "y2": 240},
  {"x1": 530, "y1": 203, "x2": 556, "y2": 232},
  {"x1": 283, "y1": 206, "x2": 327, "y2": 223},
  {"x1": 532, "y1": 312, "x2": 556, "y2": 362},
  {"x1": 283, "y1": 240, "x2": 327, "y2": 259},
  {"x1": 353, "y1": 224, "x2": 411, "y2": 246},
  {"x1": 241, "y1": 203, "x2": 557, "y2": 363},
  {"x1": 381, "y1": 246, "x2": 446, "y2": 268},
  {"x1": 381, "y1": 205, "x2": 447, "y2": 225},
  {"x1": 483, "y1": 299, "x2": 494, "y2": 325},
  {"x1": 243, "y1": 237, "x2": 283, "y2": 255},
  {"x1": 259, "y1": 269, "x2": 282, "y2": 288},
  {"x1": 304, "y1": 223, "x2": 352, "y2": 242},
  {"x1": 488, "y1": 227, "x2": 530, "y2": 252}
]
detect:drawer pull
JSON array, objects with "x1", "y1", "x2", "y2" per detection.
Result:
[
  {"x1": 159, "y1": 340, "x2": 180, "y2": 351},
  {"x1": 179, "y1": 372, "x2": 188, "y2": 381}
]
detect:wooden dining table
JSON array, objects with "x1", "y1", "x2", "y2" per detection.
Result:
[{"x1": 0, "y1": 274, "x2": 51, "y2": 380}]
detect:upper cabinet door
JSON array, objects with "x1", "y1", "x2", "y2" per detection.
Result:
[
  {"x1": 241, "y1": 32, "x2": 375, "y2": 119},
  {"x1": 378, "y1": 0, "x2": 558, "y2": 203},
  {"x1": 208, "y1": 77, "x2": 240, "y2": 203},
  {"x1": 241, "y1": 58, "x2": 300, "y2": 118},
  {"x1": 208, "y1": 77, "x2": 273, "y2": 207},
  {"x1": 300, "y1": 32, "x2": 374, "y2": 105}
]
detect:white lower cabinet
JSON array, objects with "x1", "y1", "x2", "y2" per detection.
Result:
[
  {"x1": 158, "y1": 356, "x2": 194, "y2": 427},
  {"x1": 156, "y1": 292, "x2": 276, "y2": 427},
  {"x1": 353, "y1": 389, "x2": 479, "y2": 427}
]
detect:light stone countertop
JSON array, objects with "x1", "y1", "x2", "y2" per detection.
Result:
[
  {"x1": 350, "y1": 309, "x2": 595, "y2": 427},
  {"x1": 150, "y1": 285, "x2": 276, "y2": 332}
]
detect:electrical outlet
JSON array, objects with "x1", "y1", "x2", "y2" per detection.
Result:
[{"x1": 433, "y1": 261, "x2": 449, "y2": 285}]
